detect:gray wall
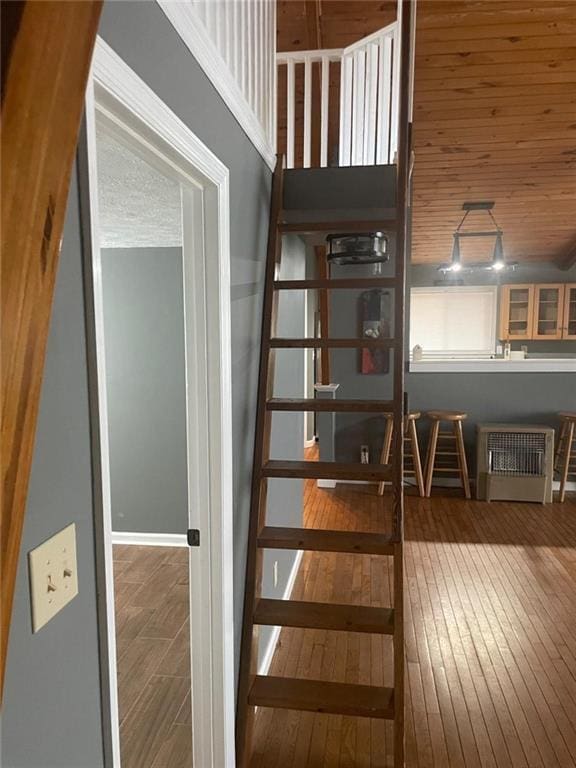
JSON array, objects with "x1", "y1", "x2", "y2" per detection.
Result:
[
  {"x1": 2, "y1": 170, "x2": 105, "y2": 768},
  {"x1": 259, "y1": 234, "x2": 306, "y2": 663},
  {"x1": 101, "y1": 247, "x2": 188, "y2": 535},
  {"x1": 98, "y1": 0, "x2": 278, "y2": 685},
  {"x1": 329, "y1": 261, "x2": 576, "y2": 466},
  {"x1": 406, "y1": 371, "x2": 576, "y2": 474},
  {"x1": 3, "y1": 1, "x2": 278, "y2": 765}
]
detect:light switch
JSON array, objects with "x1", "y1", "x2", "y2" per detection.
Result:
[{"x1": 28, "y1": 523, "x2": 79, "y2": 632}]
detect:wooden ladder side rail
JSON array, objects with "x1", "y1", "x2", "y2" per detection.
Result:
[
  {"x1": 236, "y1": 156, "x2": 284, "y2": 766},
  {"x1": 391, "y1": 0, "x2": 416, "y2": 764},
  {"x1": 0, "y1": 0, "x2": 103, "y2": 699},
  {"x1": 315, "y1": 244, "x2": 331, "y2": 384}
]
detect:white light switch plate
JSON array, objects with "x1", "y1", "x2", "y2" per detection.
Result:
[{"x1": 28, "y1": 523, "x2": 79, "y2": 632}]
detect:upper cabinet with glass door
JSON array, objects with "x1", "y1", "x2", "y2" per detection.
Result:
[
  {"x1": 532, "y1": 284, "x2": 565, "y2": 340},
  {"x1": 500, "y1": 283, "x2": 576, "y2": 341},
  {"x1": 499, "y1": 284, "x2": 535, "y2": 341},
  {"x1": 562, "y1": 283, "x2": 576, "y2": 340}
]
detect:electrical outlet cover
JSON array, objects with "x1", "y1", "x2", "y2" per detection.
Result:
[{"x1": 28, "y1": 523, "x2": 79, "y2": 632}]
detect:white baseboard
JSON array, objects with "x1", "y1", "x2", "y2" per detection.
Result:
[
  {"x1": 258, "y1": 549, "x2": 304, "y2": 676},
  {"x1": 414, "y1": 477, "x2": 576, "y2": 492},
  {"x1": 315, "y1": 477, "x2": 576, "y2": 492},
  {"x1": 316, "y1": 479, "x2": 337, "y2": 489},
  {"x1": 111, "y1": 531, "x2": 189, "y2": 547},
  {"x1": 554, "y1": 480, "x2": 576, "y2": 491}
]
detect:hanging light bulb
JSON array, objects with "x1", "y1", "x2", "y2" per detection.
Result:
[
  {"x1": 450, "y1": 234, "x2": 462, "y2": 272},
  {"x1": 491, "y1": 232, "x2": 505, "y2": 271}
]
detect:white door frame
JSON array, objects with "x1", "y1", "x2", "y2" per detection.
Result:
[{"x1": 82, "y1": 37, "x2": 235, "y2": 768}]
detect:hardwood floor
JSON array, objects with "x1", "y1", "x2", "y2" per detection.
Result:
[
  {"x1": 112, "y1": 544, "x2": 192, "y2": 768},
  {"x1": 252, "y1": 474, "x2": 576, "y2": 767}
]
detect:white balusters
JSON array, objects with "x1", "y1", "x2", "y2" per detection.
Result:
[
  {"x1": 363, "y1": 43, "x2": 379, "y2": 166},
  {"x1": 339, "y1": 54, "x2": 353, "y2": 167},
  {"x1": 303, "y1": 58, "x2": 312, "y2": 168},
  {"x1": 187, "y1": 0, "x2": 276, "y2": 154},
  {"x1": 278, "y1": 20, "x2": 399, "y2": 169},
  {"x1": 320, "y1": 56, "x2": 330, "y2": 168},
  {"x1": 286, "y1": 60, "x2": 295, "y2": 169},
  {"x1": 278, "y1": 50, "x2": 342, "y2": 169},
  {"x1": 341, "y1": 21, "x2": 399, "y2": 168},
  {"x1": 376, "y1": 34, "x2": 392, "y2": 164}
]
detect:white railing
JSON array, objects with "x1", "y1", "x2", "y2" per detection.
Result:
[
  {"x1": 277, "y1": 21, "x2": 399, "y2": 169},
  {"x1": 276, "y1": 48, "x2": 342, "y2": 169},
  {"x1": 160, "y1": 1, "x2": 277, "y2": 167}
]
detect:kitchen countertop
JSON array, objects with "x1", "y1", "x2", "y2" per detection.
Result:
[{"x1": 409, "y1": 358, "x2": 576, "y2": 373}]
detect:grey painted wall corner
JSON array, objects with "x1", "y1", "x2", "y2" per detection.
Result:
[{"x1": 2, "y1": 169, "x2": 105, "y2": 768}]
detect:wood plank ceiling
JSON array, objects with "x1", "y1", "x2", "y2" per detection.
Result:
[{"x1": 277, "y1": 0, "x2": 576, "y2": 268}]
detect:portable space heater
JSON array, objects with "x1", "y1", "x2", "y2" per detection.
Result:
[{"x1": 476, "y1": 424, "x2": 554, "y2": 503}]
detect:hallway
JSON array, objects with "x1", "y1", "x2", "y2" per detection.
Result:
[{"x1": 252, "y1": 473, "x2": 576, "y2": 767}]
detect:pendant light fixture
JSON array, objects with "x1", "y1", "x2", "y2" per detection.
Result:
[{"x1": 438, "y1": 202, "x2": 518, "y2": 274}]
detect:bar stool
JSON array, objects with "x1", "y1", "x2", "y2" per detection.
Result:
[
  {"x1": 379, "y1": 412, "x2": 425, "y2": 497},
  {"x1": 556, "y1": 412, "x2": 576, "y2": 502},
  {"x1": 425, "y1": 411, "x2": 471, "y2": 499}
]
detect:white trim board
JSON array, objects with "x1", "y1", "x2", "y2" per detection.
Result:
[
  {"x1": 85, "y1": 37, "x2": 235, "y2": 768},
  {"x1": 318, "y1": 478, "x2": 576, "y2": 492},
  {"x1": 111, "y1": 531, "x2": 188, "y2": 547},
  {"x1": 157, "y1": 0, "x2": 276, "y2": 171},
  {"x1": 258, "y1": 550, "x2": 304, "y2": 677},
  {"x1": 410, "y1": 359, "x2": 576, "y2": 373}
]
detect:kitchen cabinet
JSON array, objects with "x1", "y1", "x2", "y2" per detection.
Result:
[
  {"x1": 499, "y1": 284, "x2": 535, "y2": 341},
  {"x1": 563, "y1": 283, "x2": 576, "y2": 340},
  {"x1": 500, "y1": 283, "x2": 576, "y2": 341},
  {"x1": 532, "y1": 284, "x2": 564, "y2": 340}
]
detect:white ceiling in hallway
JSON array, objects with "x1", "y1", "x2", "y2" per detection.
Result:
[{"x1": 96, "y1": 126, "x2": 182, "y2": 249}]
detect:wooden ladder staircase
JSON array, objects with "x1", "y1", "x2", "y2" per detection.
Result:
[{"x1": 236, "y1": 4, "x2": 413, "y2": 765}]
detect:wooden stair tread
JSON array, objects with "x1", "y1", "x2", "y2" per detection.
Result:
[
  {"x1": 267, "y1": 398, "x2": 395, "y2": 413},
  {"x1": 257, "y1": 526, "x2": 395, "y2": 555},
  {"x1": 278, "y1": 220, "x2": 396, "y2": 234},
  {"x1": 270, "y1": 337, "x2": 396, "y2": 349},
  {"x1": 274, "y1": 278, "x2": 397, "y2": 290},
  {"x1": 262, "y1": 460, "x2": 392, "y2": 481},
  {"x1": 254, "y1": 598, "x2": 394, "y2": 634},
  {"x1": 249, "y1": 676, "x2": 395, "y2": 719}
]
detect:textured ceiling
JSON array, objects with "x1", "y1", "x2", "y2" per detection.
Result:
[{"x1": 96, "y1": 125, "x2": 182, "y2": 249}]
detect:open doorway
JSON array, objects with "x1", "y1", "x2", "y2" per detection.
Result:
[
  {"x1": 82, "y1": 40, "x2": 235, "y2": 768},
  {"x1": 96, "y1": 106, "x2": 192, "y2": 768}
]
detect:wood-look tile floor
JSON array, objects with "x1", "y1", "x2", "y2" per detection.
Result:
[
  {"x1": 113, "y1": 544, "x2": 192, "y2": 768},
  {"x1": 252, "y1": 474, "x2": 576, "y2": 767}
]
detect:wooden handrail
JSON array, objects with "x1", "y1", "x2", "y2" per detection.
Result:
[{"x1": 1, "y1": 0, "x2": 102, "y2": 699}]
